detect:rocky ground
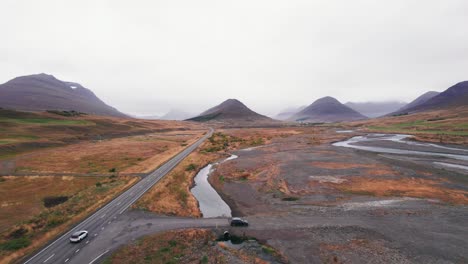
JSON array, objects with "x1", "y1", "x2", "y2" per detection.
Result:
[{"x1": 207, "y1": 128, "x2": 468, "y2": 263}]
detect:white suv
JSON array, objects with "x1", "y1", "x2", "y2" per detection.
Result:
[{"x1": 69, "y1": 230, "x2": 88, "y2": 243}]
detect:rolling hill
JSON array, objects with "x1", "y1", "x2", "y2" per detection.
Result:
[
  {"x1": 0, "y1": 73, "x2": 127, "y2": 117},
  {"x1": 289, "y1": 96, "x2": 367, "y2": 123}
]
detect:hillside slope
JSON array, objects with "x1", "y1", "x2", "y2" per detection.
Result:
[
  {"x1": 0, "y1": 73, "x2": 127, "y2": 117},
  {"x1": 188, "y1": 99, "x2": 271, "y2": 122},
  {"x1": 391, "y1": 91, "x2": 440, "y2": 115}
]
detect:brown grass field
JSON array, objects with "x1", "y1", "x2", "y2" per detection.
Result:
[
  {"x1": 328, "y1": 177, "x2": 468, "y2": 205},
  {"x1": 11, "y1": 130, "x2": 204, "y2": 175},
  {"x1": 0, "y1": 109, "x2": 204, "y2": 159},
  {"x1": 349, "y1": 106, "x2": 468, "y2": 145},
  {"x1": 0, "y1": 109, "x2": 209, "y2": 263},
  {"x1": 0, "y1": 175, "x2": 137, "y2": 264},
  {"x1": 104, "y1": 229, "x2": 284, "y2": 264},
  {"x1": 133, "y1": 145, "x2": 220, "y2": 217}
]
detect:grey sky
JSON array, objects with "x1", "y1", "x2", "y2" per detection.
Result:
[{"x1": 1, "y1": 0, "x2": 467, "y2": 116}]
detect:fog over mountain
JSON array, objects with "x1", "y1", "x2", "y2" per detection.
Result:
[
  {"x1": 345, "y1": 101, "x2": 407, "y2": 118},
  {"x1": 1, "y1": 1, "x2": 467, "y2": 116}
]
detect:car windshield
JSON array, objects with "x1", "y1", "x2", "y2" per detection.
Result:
[{"x1": 71, "y1": 235, "x2": 79, "y2": 238}]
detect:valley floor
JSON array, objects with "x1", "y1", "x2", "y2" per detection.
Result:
[
  {"x1": 2, "y1": 124, "x2": 467, "y2": 263},
  {"x1": 104, "y1": 127, "x2": 467, "y2": 263}
]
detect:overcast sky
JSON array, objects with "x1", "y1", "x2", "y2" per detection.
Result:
[{"x1": 1, "y1": 0, "x2": 467, "y2": 116}]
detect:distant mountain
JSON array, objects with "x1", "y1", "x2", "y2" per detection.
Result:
[
  {"x1": 289, "y1": 96, "x2": 367, "y2": 123},
  {"x1": 274, "y1": 106, "x2": 306, "y2": 120},
  {"x1": 389, "y1": 81, "x2": 468, "y2": 116},
  {"x1": 160, "y1": 109, "x2": 193, "y2": 120},
  {"x1": 0, "y1": 73, "x2": 127, "y2": 117},
  {"x1": 345, "y1": 101, "x2": 407, "y2": 118},
  {"x1": 187, "y1": 99, "x2": 271, "y2": 122},
  {"x1": 391, "y1": 91, "x2": 440, "y2": 115},
  {"x1": 395, "y1": 82, "x2": 468, "y2": 114}
]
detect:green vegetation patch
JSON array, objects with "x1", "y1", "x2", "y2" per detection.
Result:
[
  {"x1": 0, "y1": 117, "x2": 92, "y2": 126},
  {"x1": 202, "y1": 132, "x2": 246, "y2": 152},
  {"x1": 0, "y1": 237, "x2": 31, "y2": 251},
  {"x1": 185, "y1": 163, "x2": 197, "y2": 171},
  {"x1": 46, "y1": 110, "x2": 86, "y2": 117}
]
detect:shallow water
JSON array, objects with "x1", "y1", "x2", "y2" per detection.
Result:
[
  {"x1": 433, "y1": 162, "x2": 468, "y2": 171},
  {"x1": 336, "y1": 130, "x2": 354, "y2": 133},
  {"x1": 190, "y1": 155, "x2": 238, "y2": 218},
  {"x1": 333, "y1": 134, "x2": 468, "y2": 161}
]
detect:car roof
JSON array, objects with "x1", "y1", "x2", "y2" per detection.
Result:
[
  {"x1": 232, "y1": 217, "x2": 242, "y2": 220},
  {"x1": 72, "y1": 230, "x2": 87, "y2": 236}
]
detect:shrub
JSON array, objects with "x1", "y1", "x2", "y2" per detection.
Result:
[
  {"x1": 109, "y1": 168, "x2": 116, "y2": 173},
  {"x1": 185, "y1": 163, "x2": 197, "y2": 171},
  {"x1": 262, "y1": 245, "x2": 276, "y2": 255},
  {"x1": 8, "y1": 228, "x2": 28, "y2": 239},
  {"x1": 96, "y1": 182, "x2": 102, "y2": 188},
  {"x1": 0, "y1": 237, "x2": 31, "y2": 251},
  {"x1": 43, "y1": 196, "x2": 69, "y2": 208},
  {"x1": 282, "y1": 196, "x2": 299, "y2": 201},
  {"x1": 168, "y1": 240, "x2": 177, "y2": 247}
]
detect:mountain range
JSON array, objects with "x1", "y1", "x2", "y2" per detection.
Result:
[
  {"x1": 1, "y1": 73, "x2": 466, "y2": 123},
  {"x1": 0, "y1": 73, "x2": 127, "y2": 117}
]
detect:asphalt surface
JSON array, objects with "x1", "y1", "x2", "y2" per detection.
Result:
[
  {"x1": 68, "y1": 211, "x2": 228, "y2": 264},
  {"x1": 23, "y1": 129, "x2": 214, "y2": 264}
]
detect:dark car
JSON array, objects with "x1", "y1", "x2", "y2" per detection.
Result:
[{"x1": 230, "y1": 217, "x2": 248, "y2": 227}]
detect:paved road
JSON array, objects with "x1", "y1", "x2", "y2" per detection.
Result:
[
  {"x1": 69, "y1": 212, "x2": 228, "y2": 264},
  {"x1": 24, "y1": 129, "x2": 214, "y2": 264}
]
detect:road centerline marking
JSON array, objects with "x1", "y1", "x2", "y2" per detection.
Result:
[
  {"x1": 43, "y1": 253, "x2": 55, "y2": 263},
  {"x1": 88, "y1": 249, "x2": 110, "y2": 264}
]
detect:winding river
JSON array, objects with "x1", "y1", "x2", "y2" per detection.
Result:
[{"x1": 190, "y1": 155, "x2": 237, "y2": 218}]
